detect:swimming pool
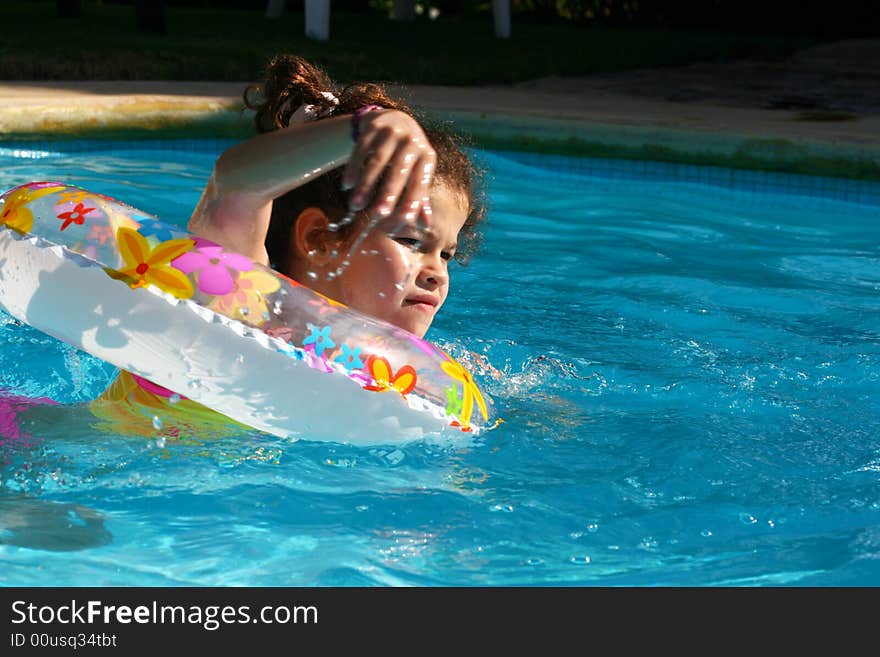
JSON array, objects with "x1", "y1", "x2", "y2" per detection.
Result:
[{"x1": 1, "y1": 140, "x2": 878, "y2": 586}]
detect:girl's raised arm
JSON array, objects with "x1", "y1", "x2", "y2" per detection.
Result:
[{"x1": 187, "y1": 109, "x2": 436, "y2": 266}]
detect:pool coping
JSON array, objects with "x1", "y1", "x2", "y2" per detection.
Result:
[{"x1": 1, "y1": 80, "x2": 879, "y2": 181}]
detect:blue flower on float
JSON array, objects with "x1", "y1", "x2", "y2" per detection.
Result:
[
  {"x1": 303, "y1": 323, "x2": 335, "y2": 357},
  {"x1": 136, "y1": 216, "x2": 176, "y2": 242},
  {"x1": 335, "y1": 344, "x2": 364, "y2": 372}
]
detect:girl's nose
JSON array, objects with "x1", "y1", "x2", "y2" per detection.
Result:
[{"x1": 417, "y1": 252, "x2": 447, "y2": 289}]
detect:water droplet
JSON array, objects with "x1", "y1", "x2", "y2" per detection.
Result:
[
  {"x1": 639, "y1": 537, "x2": 659, "y2": 550},
  {"x1": 168, "y1": 393, "x2": 181, "y2": 405},
  {"x1": 235, "y1": 354, "x2": 245, "y2": 364},
  {"x1": 569, "y1": 555, "x2": 591, "y2": 565},
  {"x1": 151, "y1": 416, "x2": 163, "y2": 431},
  {"x1": 155, "y1": 436, "x2": 166, "y2": 449},
  {"x1": 306, "y1": 271, "x2": 318, "y2": 280},
  {"x1": 700, "y1": 529, "x2": 713, "y2": 537},
  {"x1": 586, "y1": 523, "x2": 599, "y2": 533},
  {"x1": 739, "y1": 513, "x2": 758, "y2": 525},
  {"x1": 239, "y1": 306, "x2": 249, "y2": 316}
]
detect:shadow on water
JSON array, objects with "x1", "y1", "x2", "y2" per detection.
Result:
[
  {"x1": 0, "y1": 393, "x2": 113, "y2": 553},
  {"x1": 0, "y1": 495, "x2": 112, "y2": 552}
]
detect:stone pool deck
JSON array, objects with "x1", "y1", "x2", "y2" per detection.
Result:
[{"x1": 1, "y1": 38, "x2": 878, "y2": 179}]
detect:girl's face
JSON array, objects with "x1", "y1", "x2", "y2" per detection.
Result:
[{"x1": 309, "y1": 183, "x2": 468, "y2": 338}]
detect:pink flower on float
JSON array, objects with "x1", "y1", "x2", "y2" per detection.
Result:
[
  {"x1": 0, "y1": 392, "x2": 59, "y2": 446},
  {"x1": 87, "y1": 224, "x2": 113, "y2": 245},
  {"x1": 171, "y1": 237, "x2": 253, "y2": 296},
  {"x1": 303, "y1": 350, "x2": 334, "y2": 373},
  {"x1": 208, "y1": 269, "x2": 280, "y2": 325},
  {"x1": 130, "y1": 373, "x2": 187, "y2": 400}
]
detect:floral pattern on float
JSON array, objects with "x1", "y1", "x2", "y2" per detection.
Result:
[{"x1": 0, "y1": 181, "x2": 498, "y2": 440}]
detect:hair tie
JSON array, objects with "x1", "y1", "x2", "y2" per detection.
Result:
[
  {"x1": 351, "y1": 104, "x2": 384, "y2": 142},
  {"x1": 286, "y1": 90, "x2": 340, "y2": 125},
  {"x1": 320, "y1": 91, "x2": 340, "y2": 107}
]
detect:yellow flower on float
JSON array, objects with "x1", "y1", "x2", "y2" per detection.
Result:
[
  {"x1": 440, "y1": 358, "x2": 488, "y2": 430},
  {"x1": 57, "y1": 190, "x2": 89, "y2": 206},
  {"x1": 114, "y1": 227, "x2": 194, "y2": 298},
  {"x1": 208, "y1": 269, "x2": 281, "y2": 325},
  {"x1": 0, "y1": 184, "x2": 66, "y2": 234}
]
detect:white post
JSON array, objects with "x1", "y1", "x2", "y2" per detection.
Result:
[
  {"x1": 265, "y1": 0, "x2": 286, "y2": 19},
  {"x1": 492, "y1": 0, "x2": 510, "y2": 38},
  {"x1": 305, "y1": 0, "x2": 330, "y2": 41}
]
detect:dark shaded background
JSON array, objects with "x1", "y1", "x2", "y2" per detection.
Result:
[{"x1": 51, "y1": 0, "x2": 880, "y2": 37}]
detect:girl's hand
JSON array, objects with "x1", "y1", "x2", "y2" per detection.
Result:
[{"x1": 341, "y1": 109, "x2": 437, "y2": 228}]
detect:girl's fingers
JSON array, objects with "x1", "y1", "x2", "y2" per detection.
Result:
[
  {"x1": 416, "y1": 195, "x2": 433, "y2": 232},
  {"x1": 395, "y1": 148, "x2": 436, "y2": 226},
  {"x1": 346, "y1": 132, "x2": 396, "y2": 211},
  {"x1": 369, "y1": 139, "x2": 426, "y2": 221},
  {"x1": 342, "y1": 111, "x2": 438, "y2": 221},
  {"x1": 342, "y1": 112, "x2": 385, "y2": 189}
]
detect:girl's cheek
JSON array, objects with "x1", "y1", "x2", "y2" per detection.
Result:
[{"x1": 393, "y1": 247, "x2": 417, "y2": 277}]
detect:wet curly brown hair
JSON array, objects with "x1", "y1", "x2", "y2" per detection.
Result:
[{"x1": 243, "y1": 54, "x2": 486, "y2": 271}]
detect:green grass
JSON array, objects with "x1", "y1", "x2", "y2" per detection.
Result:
[{"x1": 1, "y1": 1, "x2": 819, "y2": 84}]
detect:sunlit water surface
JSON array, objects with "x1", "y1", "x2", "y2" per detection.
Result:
[{"x1": 1, "y1": 141, "x2": 878, "y2": 586}]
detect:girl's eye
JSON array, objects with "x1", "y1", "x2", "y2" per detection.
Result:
[
  {"x1": 394, "y1": 237, "x2": 420, "y2": 249},
  {"x1": 394, "y1": 236, "x2": 453, "y2": 262}
]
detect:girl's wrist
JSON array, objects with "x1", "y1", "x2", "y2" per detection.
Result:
[{"x1": 351, "y1": 105, "x2": 384, "y2": 142}]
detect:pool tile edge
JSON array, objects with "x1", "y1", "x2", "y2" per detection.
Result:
[{"x1": 1, "y1": 103, "x2": 878, "y2": 181}]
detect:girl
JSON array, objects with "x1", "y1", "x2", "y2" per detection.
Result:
[
  {"x1": 87, "y1": 54, "x2": 488, "y2": 438},
  {"x1": 188, "y1": 54, "x2": 486, "y2": 339}
]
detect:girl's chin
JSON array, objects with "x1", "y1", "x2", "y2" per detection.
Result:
[
  {"x1": 395, "y1": 317, "x2": 431, "y2": 338},
  {"x1": 359, "y1": 305, "x2": 433, "y2": 338}
]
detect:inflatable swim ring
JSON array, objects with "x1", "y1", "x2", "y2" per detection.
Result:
[{"x1": 0, "y1": 181, "x2": 496, "y2": 445}]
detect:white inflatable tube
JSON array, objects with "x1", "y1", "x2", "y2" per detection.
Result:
[{"x1": 0, "y1": 182, "x2": 496, "y2": 445}]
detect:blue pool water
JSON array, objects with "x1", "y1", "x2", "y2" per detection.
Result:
[{"x1": 1, "y1": 140, "x2": 879, "y2": 586}]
